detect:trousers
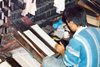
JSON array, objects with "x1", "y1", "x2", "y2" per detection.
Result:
[{"x1": 42, "y1": 56, "x2": 66, "y2": 67}]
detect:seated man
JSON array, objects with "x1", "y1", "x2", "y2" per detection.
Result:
[{"x1": 41, "y1": 3, "x2": 100, "y2": 67}]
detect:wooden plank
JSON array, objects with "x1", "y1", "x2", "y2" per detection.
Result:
[{"x1": 12, "y1": 31, "x2": 43, "y2": 63}]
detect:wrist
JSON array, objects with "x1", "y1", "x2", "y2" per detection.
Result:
[{"x1": 61, "y1": 49, "x2": 65, "y2": 59}]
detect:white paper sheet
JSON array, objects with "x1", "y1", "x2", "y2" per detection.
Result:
[
  {"x1": 0, "y1": 61, "x2": 11, "y2": 67},
  {"x1": 31, "y1": 24, "x2": 57, "y2": 48},
  {"x1": 24, "y1": 30, "x2": 55, "y2": 56},
  {"x1": 12, "y1": 47, "x2": 40, "y2": 67}
]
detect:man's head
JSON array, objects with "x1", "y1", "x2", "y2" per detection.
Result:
[{"x1": 62, "y1": 3, "x2": 87, "y2": 32}]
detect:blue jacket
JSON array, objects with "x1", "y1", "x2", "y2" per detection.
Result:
[{"x1": 63, "y1": 27, "x2": 100, "y2": 67}]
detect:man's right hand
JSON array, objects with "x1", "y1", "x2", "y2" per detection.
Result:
[{"x1": 55, "y1": 42, "x2": 65, "y2": 54}]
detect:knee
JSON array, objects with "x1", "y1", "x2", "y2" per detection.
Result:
[
  {"x1": 42, "y1": 56, "x2": 52, "y2": 67},
  {"x1": 42, "y1": 56, "x2": 50, "y2": 65}
]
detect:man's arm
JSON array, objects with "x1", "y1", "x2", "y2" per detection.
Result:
[{"x1": 55, "y1": 42, "x2": 65, "y2": 59}]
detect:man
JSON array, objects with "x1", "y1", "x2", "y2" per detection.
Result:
[{"x1": 41, "y1": 3, "x2": 100, "y2": 67}]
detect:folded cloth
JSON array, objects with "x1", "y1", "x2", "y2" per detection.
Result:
[
  {"x1": 54, "y1": 0, "x2": 65, "y2": 13},
  {"x1": 21, "y1": 0, "x2": 37, "y2": 16}
]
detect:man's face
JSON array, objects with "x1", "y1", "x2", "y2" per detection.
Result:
[{"x1": 66, "y1": 20, "x2": 77, "y2": 32}]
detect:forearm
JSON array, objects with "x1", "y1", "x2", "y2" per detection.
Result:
[
  {"x1": 55, "y1": 42, "x2": 65, "y2": 59},
  {"x1": 61, "y1": 49, "x2": 65, "y2": 59}
]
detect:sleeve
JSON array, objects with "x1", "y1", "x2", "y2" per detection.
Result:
[{"x1": 63, "y1": 38, "x2": 81, "y2": 66}]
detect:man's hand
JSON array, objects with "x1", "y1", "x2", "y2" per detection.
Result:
[
  {"x1": 55, "y1": 42, "x2": 65, "y2": 53},
  {"x1": 55, "y1": 42, "x2": 65, "y2": 58}
]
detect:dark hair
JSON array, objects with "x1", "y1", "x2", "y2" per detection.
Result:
[{"x1": 62, "y1": 3, "x2": 87, "y2": 27}]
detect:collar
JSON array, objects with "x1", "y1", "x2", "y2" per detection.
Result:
[{"x1": 73, "y1": 26, "x2": 87, "y2": 37}]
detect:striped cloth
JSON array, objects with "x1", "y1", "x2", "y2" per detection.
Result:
[{"x1": 63, "y1": 27, "x2": 100, "y2": 67}]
